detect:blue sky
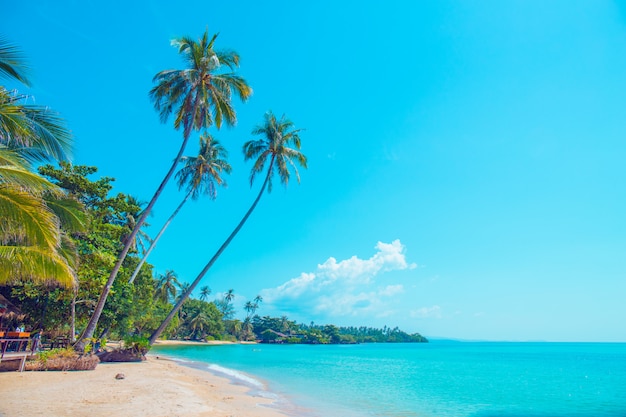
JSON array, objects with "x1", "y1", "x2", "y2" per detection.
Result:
[{"x1": 5, "y1": 1, "x2": 626, "y2": 342}]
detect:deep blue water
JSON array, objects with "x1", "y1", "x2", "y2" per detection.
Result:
[{"x1": 151, "y1": 342, "x2": 626, "y2": 417}]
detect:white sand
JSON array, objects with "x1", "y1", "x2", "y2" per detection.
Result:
[{"x1": 0, "y1": 355, "x2": 291, "y2": 417}]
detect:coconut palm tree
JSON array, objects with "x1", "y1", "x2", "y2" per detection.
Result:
[
  {"x1": 215, "y1": 289, "x2": 235, "y2": 319},
  {"x1": 1, "y1": 38, "x2": 71, "y2": 163},
  {"x1": 118, "y1": 195, "x2": 152, "y2": 256},
  {"x1": 128, "y1": 135, "x2": 231, "y2": 284},
  {"x1": 0, "y1": 38, "x2": 80, "y2": 289},
  {"x1": 148, "y1": 111, "x2": 307, "y2": 345},
  {"x1": 177, "y1": 282, "x2": 191, "y2": 303},
  {"x1": 199, "y1": 286, "x2": 212, "y2": 302},
  {"x1": 189, "y1": 312, "x2": 210, "y2": 339},
  {"x1": 150, "y1": 30, "x2": 252, "y2": 137},
  {"x1": 76, "y1": 30, "x2": 251, "y2": 351},
  {"x1": 0, "y1": 149, "x2": 73, "y2": 286},
  {"x1": 154, "y1": 270, "x2": 180, "y2": 304},
  {"x1": 0, "y1": 89, "x2": 72, "y2": 163},
  {"x1": 244, "y1": 295, "x2": 262, "y2": 319}
]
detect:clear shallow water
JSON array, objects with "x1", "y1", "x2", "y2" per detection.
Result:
[{"x1": 152, "y1": 342, "x2": 626, "y2": 417}]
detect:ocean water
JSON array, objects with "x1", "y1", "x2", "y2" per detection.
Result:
[{"x1": 151, "y1": 342, "x2": 626, "y2": 417}]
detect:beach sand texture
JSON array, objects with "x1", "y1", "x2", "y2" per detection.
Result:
[{"x1": 0, "y1": 356, "x2": 289, "y2": 417}]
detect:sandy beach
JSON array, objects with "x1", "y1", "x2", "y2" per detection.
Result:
[{"x1": 0, "y1": 352, "x2": 291, "y2": 417}]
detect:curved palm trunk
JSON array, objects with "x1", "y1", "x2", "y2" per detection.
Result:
[
  {"x1": 128, "y1": 189, "x2": 194, "y2": 284},
  {"x1": 75, "y1": 135, "x2": 191, "y2": 352},
  {"x1": 149, "y1": 157, "x2": 275, "y2": 345}
]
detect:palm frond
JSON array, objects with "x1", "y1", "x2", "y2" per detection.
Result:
[
  {"x1": 149, "y1": 29, "x2": 251, "y2": 137},
  {"x1": 0, "y1": 245, "x2": 76, "y2": 287},
  {"x1": 0, "y1": 38, "x2": 31, "y2": 86},
  {"x1": 0, "y1": 89, "x2": 72, "y2": 162},
  {"x1": 43, "y1": 194, "x2": 87, "y2": 233},
  {"x1": 244, "y1": 111, "x2": 308, "y2": 192},
  {"x1": 0, "y1": 186, "x2": 60, "y2": 248}
]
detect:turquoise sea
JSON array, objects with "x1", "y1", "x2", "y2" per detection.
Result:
[{"x1": 152, "y1": 342, "x2": 626, "y2": 417}]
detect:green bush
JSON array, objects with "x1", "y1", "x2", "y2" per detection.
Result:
[{"x1": 123, "y1": 335, "x2": 150, "y2": 355}]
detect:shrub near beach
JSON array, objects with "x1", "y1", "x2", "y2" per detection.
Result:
[{"x1": 26, "y1": 348, "x2": 99, "y2": 371}]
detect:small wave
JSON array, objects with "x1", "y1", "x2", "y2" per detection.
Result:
[{"x1": 207, "y1": 364, "x2": 265, "y2": 389}]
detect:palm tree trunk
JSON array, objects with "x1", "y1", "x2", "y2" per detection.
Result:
[
  {"x1": 75, "y1": 135, "x2": 191, "y2": 352},
  {"x1": 128, "y1": 189, "x2": 193, "y2": 284},
  {"x1": 70, "y1": 291, "x2": 76, "y2": 343},
  {"x1": 148, "y1": 157, "x2": 275, "y2": 345}
]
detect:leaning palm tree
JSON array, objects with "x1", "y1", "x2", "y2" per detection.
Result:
[
  {"x1": 128, "y1": 135, "x2": 231, "y2": 284},
  {"x1": 149, "y1": 111, "x2": 307, "y2": 344},
  {"x1": 76, "y1": 30, "x2": 251, "y2": 351}
]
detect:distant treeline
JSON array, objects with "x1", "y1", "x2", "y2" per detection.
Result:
[{"x1": 252, "y1": 316, "x2": 428, "y2": 344}]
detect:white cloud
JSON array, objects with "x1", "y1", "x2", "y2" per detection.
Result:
[
  {"x1": 411, "y1": 305, "x2": 442, "y2": 319},
  {"x1": 261, "y1": 240, "x2": 415, "y2": 320}
]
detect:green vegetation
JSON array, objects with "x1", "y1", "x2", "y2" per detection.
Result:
[
  {"x1": 252, "y1": 317, "x2": 428, "y2": 344},
  {"x1": 1, "y1": 33, "x2": 426, "y2": 356},
  {"x1": 75, "y1": 28, "x2": 252, "y2": 351}
]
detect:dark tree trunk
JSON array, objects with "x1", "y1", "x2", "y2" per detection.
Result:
[
  {"x1": 148, "y1": 158, "x2": 275, "y2": 345},
  {"x1": 75, "y1": 135, "x2": 191, "y2": 352}
]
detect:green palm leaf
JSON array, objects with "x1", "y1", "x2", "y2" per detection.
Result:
[
  {"x1": 0, "y1": 185, "x2": 59, "y2": 249},
  {"x1": 43, "y1": 194, "x2": 87, "y2": 233},
  {"x1": 149, "y1": 29, "x2": 252, "y2": 136},
  {"x1": 0, "y1": 245, "x2": 75, "y2": 287},
  {"x1": 0, "y1": 88, "x2": 72, "y2": 162},
  {"x1": 0, "y1": 37, "x2": 31, "y2": 86}
]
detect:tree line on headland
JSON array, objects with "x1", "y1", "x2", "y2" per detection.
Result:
[{"x1": 0, "y1": 31, "x2": 426, "y2": 352}]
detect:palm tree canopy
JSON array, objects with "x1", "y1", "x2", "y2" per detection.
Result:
[
  {"x1": 0, "y1": 148, "x2": 79, "y2": 287},
  {"x1": 149, "y1": 29, "x2": 252, "y2": 138},
  {"x1": 154, "y1": 270, "x2": 180, "y2": 304},
  {"x1": 176, "y1": 134, "x2": 231, "y2": 200},
  {"x1": 199, "y1": 286, "x2": 211, "y2": 301},
  {"x1": 243, "y1": 112, "x2": 307, "y2": 193},
  {"x1": 0, "y1": 88, "x2": 72, "y2": 162},
  {"x1": 0, "y1": 37, "x2": 31, "y2": 86}
]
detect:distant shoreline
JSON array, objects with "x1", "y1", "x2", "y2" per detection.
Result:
[{"x1": 153, "y1": 339, "x2": 258, "y2": 346}]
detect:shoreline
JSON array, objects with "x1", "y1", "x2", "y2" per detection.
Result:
[{"x1": 0, "y1": 353, "x2": 294, "y2": 417}]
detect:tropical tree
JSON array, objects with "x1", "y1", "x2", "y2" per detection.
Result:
[
  {"x1": 0, "y1": 150, "x2": 79, "y2": 287},
  {"x1": 128, "y1": 135, "x2": 231, "y2": 284},
  {"x1": 177, "y1": 282, "x2": 191, "y2": 302},
  {"x1": 154, "y1": 270, "x2": 180, "y2": 304},
  {"x1": 75, "y1": 30, "x2": 251, "y2": 350},
  {"x1": 148, "y1": 111, "x2": 307, "y2": 344},
  {"x1": 0, "y1": 39, "x2": 78, "y2": 287},
  {"x1": 199, "y1": 286, "x2": 211, "y2": 302},
  {"x1": 244, "y1": 295, "x2": 262, "y2": 319},
  {"x1": 0, "y1": 38, "x2": 70, "y2": 163},
  {"x1": 215, "y1": 289, "x2": 235, "y2": 320}
]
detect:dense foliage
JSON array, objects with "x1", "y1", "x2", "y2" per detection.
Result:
[{"x1": 252, "y1": 316, "x2": 428, "y2": 344}]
